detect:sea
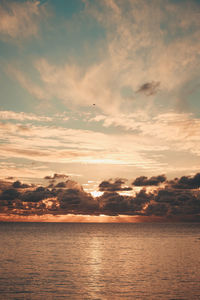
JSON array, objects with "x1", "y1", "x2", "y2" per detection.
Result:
[{"x1": 0, "y1": 222, "x2": 200, "y2": 299}]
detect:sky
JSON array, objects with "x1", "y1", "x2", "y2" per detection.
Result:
[{"x1": 0, "y1": 0, "x2": 200, "y2": 222}]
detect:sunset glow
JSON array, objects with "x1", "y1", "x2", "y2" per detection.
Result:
[
  {"x1": 1, "y1": 2, "x2": 200, "y2": 299},
  {"x1": 0, "y1": 0, "x2": 200, "y2": 222},
  {"x1": 0, "y1": 213, "x2": 164, "y2": 223}
]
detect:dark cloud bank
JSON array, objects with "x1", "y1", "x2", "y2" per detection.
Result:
[
  {"x1": 0, "y1": 173, "x2": 200, "y2": 221},
  {"x1": 99, "y1": 178, "x2": 132, "y2": 192}
]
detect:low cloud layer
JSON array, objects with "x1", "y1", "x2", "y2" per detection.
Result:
[
  {"x1": 169, "y1": 173, "x2": 200, "y2": 189},
  {"x1": 0, "y1": 173, "x2": 200, "y2": 221},
  {"x1": 99, "y1": 178, "x2": 132, "y2": 192},
  {"x1": 44, "y1": 173, "x2": 69, "y2": 180},
  {"x1": 132, "y1": 175, "x2": 166, "y2": 186}
]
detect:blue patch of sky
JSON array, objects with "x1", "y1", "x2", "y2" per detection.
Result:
[
  {"x1": 168, "y1": 0, "x2": 188, "y2": 3},
  {"x1": 38, "y1": 21, "x2": 106, "y2": 67},
  {"x1": 0, "y1": 13, "x2": 106, "y2": 68},
  {"x1": 185, "y1": 88, "x2": 200, "y2": 118},
  {"x1": 0, "y1": 1, "x2": 107, "y2": 115},
  {"x1": 168, "y1": 0, "x2": 200, "y2": 4},
  {"x1": 0, "y1": 41, "x2": 23, "y2": 61},
  {"x1": 169, "y1": 0, "x2": 200, "y2": 4},
  {"x1": 37, "y1": 0, "x2": 106, "y2": 67},
  {"x1": 0, "y1": 72, "x2": 35, "y2": 113},
  {"x1": 0, "y1": 0, "x2": 106, "y2": 84},
  {"x1": 48, "y1": 0, "x2": 85, "y2": 18},
  {"x1": 120, "y1": 86, "x2": 134, "y2": 99}
]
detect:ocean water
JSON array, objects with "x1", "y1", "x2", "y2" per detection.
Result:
[{"x1": 0, "y1": 223, "x2": 200, "y2": 300}]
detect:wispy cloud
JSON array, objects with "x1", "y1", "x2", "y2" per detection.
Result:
[
  {"x1": 0, "y1": 110, "x2": 52, "y2": 122},
  {"x1": 0, "y1": 109, "x2": 199, "y2": 174},
  {"x1": 84, "y1": 0, "x2": 200, "y2": 95},
  {"x1": 90, "y1": 111, "x2": 200, "y2": 155},
  {"x1": 6, "y1": 0, "x2": 200, "y2": 119},
  {"x1": 0, "y1": 0, "x2": 200, "y2": 194},
  {"x1": 0, "y1": 121, "x2": 162, "y2": 167},
  {"x1": 7, "y1": 66, "x2": 49, "y2": 99},
  {"x1": 0, "y1": 0, "x2": 49, "y2": 40}
]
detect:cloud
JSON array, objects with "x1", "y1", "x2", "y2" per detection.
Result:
[
  {"x1": 90, "y1": 111, "x2": 200, "y2": 159},
  {"x1": 53, "y1": 179, "x2": 83, "y2": 191},
  {"x1": 0, "y1": 179, "x2": 12, "y2": 191},
  {"x1": 98, "y1": 192, "x2": 130, "y2": 215},
  {"x1": 20, "y1": 186, "x2": 54, "y2": 203},
  {"x1": 0, "y1": 112, "x2": 199, "y2": 179},
  {"x1": 99, "y1": 178, "x2": 132, "y2": 192},
  {"x1": 55, "y1": 182, "x2": 67, "y2": 188},
  {"x1": 44, "y1": 173, "x2": 69, "y2": 180},
  {"x1": 12, "y1": 180, "x2": 30, "y2": 189},
  {"x1": 5, "y1": 0, "x2": 200, "y2": 123},
  {"x1": 57, "y1": 188, "x2": 98, "y2": 214},
  {"x1": 0, "y1": 0, "x2": 49, "y2": 40},
  {"x1": 3, "y1": 0, "x2": 200, "y2": 182},
  {"x1": 98, "y1": 188, "x2": 152, "y2": 215},
  {"x1": 0, "y1": 188, "x2": 20, "y2": 201},
  {"x1": 136, "y1": 81, "x2": 160, "y2": 96},
  {"x1": 97, "y1": 172, "x2": 200, "y2": 218},
  {"x1": 0, "y1": 111, "x2": 52, "y2": 122},
  {"x1": 0, "y1": 121, "x2": 165, "y2": 168},
  {"x1": 7, "y1": 66, "x2": 49, "y2": 99},
  {"x1": 64, "y1": 180, "x2": 83, "y2": 191},
  {"x1": 130, "y1": 189, "x2": 152, "y2": 210},
  {"x1": 0, "y1": 178, "x2": 99, "y2": 215},
  {"x1": 0, "y1": 172, "x2": 200, "y2": 220},
  {"x1": 147, "y1": 187, "x2": 200, "y2": 217},
  {"x1": 145, "y1": 202, "x2": 168, "y2": 217},
  {"x1": 133, "y1": 175, "x2": 166, "y2": 186},
  {"x1": 169, "y1": 173, "x2": 200, "y2": 189},
  {"x1": 84, "y1": 0, "x2": 200, "y2": 95}
]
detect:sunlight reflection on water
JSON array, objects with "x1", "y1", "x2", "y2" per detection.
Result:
[{"x1": 0, "y1": 222, "x2": 200, "y2": 299}]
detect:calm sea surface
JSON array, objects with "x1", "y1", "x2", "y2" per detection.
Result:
[{"x1": 0, "y1": 222, "x2": 200, "y2": 299}]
